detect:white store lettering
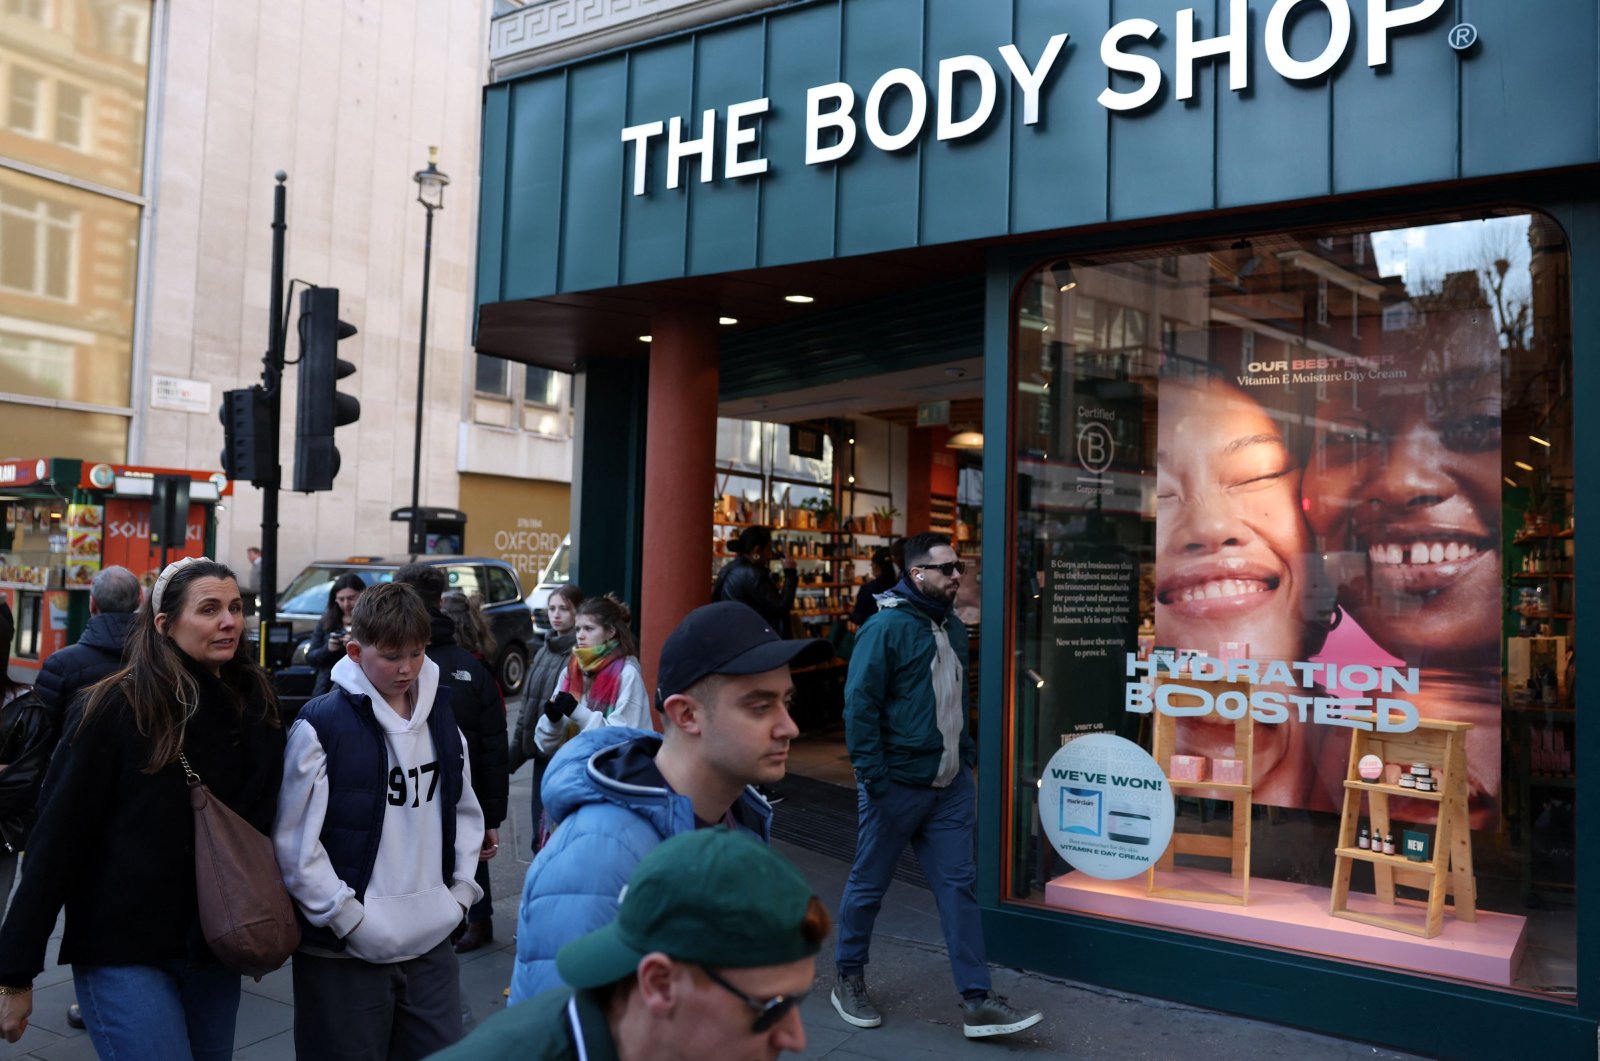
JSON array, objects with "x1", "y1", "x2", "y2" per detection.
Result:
[{"x1": 621, "y1": 1, "x2": 1444, "y2": 195}]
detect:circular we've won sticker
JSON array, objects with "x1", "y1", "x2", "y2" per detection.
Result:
[{"x1": 1038, "y1": 733, "x2": 1174, "y2": 880}]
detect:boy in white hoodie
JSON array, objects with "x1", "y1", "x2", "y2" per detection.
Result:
[{"x1": 274, "y1": 582, "x2": 486, "y2": 1060}]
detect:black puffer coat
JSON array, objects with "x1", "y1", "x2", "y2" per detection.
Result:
[
  {"x1": 510, "y1": 630, "x2": 575, "y2": 771},
  {"x1": 713, "y1": 559, "x2": 798, "y2": 634},
  {"x1": 427, "y1": 612, "x2": 510, "y2": 828},
  {"x1": 32, "y1": 610, "x2": 136, "y2": 728}
]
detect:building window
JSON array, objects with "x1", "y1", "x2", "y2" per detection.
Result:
[
  {"x1": 1316, "y1": 276, "x2": 1329, "y2": 325},
  {"x1": 8, "y1": 66, "x2": 41, "y2": 135},
  {"x1": 524, "y1": 366, "x2": 561, "y2": 407},
  {"x1": 1009, "y1": 212, "x2": 1574, "y2": 1001},
  {"x1": 474, "y1": 354, "x2": 508, "y2": 396},
  {"x1": 0, "y1": 187, "x2": 75, "y2": 299},
  {"x1": 54, "y1": 82, "x2": 83, "y2": 147}
]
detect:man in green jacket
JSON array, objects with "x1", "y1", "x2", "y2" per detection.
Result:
[
  {"x1": 832, "y1": 532, "x2": 1042, "y2": 1040},
  {"x1": 430, "y1": 828, "x2": 827, "y2": 1061}
]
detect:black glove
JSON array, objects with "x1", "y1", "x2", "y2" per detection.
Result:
[{"x1": 543, "y1": 691, "x2": 578, "y2": 723}]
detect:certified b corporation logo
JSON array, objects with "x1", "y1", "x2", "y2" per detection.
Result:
[{"x1": 1077, "y1": 422, "x2": 1114, "y2": 475}]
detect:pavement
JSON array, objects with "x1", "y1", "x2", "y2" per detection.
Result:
[{"x1": 0, "y1": 722, "x2": 1431, "y2": 1060}]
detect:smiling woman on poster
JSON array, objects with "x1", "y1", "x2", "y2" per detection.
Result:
[
  {"x1": 1155, "y1": 376, "x2": 1332, "y2": 808},
  {"x1": 1304, "y1": 280, "x2": 1503, "y2": 825}
]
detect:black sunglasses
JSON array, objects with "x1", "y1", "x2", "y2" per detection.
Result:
[
  {"x1": 701, "y1": 965, "x2": 809, "y2": 1033},
  {"x1": 916, "y1": 560, "x2": 966, "y2": 577}
]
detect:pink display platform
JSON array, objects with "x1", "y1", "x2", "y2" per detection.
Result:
[{"x1": 1046, "y1": 869, "x2": 1527, "y2": 986}]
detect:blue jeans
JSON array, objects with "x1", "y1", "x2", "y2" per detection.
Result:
[
  {"x1": 74, "y1": 961, "x2": 241, "y2": 1061},
  {"x1": 835, "y1": 769, "x2": 990, "y2": 996}
]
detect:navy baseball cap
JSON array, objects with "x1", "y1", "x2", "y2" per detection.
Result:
[{"x1": 656, "y1": 602, "x2": 833, "y2": 702}]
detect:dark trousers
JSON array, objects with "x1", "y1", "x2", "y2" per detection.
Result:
[
  {"x1": 291, "y1": 939, "x2": 462, "y2": 1060},
  {"x1": 467, "y1": 860, "x2": 492, "y2": 924},
  {"x1": 835, "y1": 769, "x2": 990, "y2": 996}
]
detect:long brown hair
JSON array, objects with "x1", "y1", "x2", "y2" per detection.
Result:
[{"x1": 80, "y1": 559, "x2": 278, "y2": 773}]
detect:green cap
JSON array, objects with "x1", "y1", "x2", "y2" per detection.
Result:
[{"x1": 557, "y1": 828, "x2": 820, "y2": 990}]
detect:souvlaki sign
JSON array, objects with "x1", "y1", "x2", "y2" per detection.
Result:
[{"x1": 621, "y1": 0, "x2": 1447, "y2": 196}]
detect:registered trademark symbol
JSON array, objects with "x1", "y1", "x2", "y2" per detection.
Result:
[{"x1": 1447, "y1": 23, "x2": 1478, "y2": 51}]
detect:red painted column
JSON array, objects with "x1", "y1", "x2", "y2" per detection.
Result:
[{"x1": 639, "y1": 306, "x2": 719, "y2": 701}]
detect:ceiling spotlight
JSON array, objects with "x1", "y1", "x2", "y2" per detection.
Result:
[
  {"x1": 1529, "y1": 435, "x2": 1551, "y2": 447},
  {"x1": 847, "y1": 474, "x2": 856, "y2": 484},
  {"x1": 1044, "y1": 260, "x2": 1076, "y2": 293},
  {"x1": 1503, "y1": 477, "x2": 1518, "y2": 488},
  {"x1": 718, "y1": 316, "x2": 738, "y2": 325},
  {"x1": 784, "y1": 294, "x2": 814, "y2": 304},
  {"x1": 847, "y1": 437, "x2": 855, "y2": 445},
  {"x1": 1514, "y1": 461, "x2": 1534, "y2": 472},
  {"x1": 1026, "y1": 668, "x2": 1046, "y2": 690},
  {"x1": 638, "y1": 335, "x2": 653, "y2": 343}
]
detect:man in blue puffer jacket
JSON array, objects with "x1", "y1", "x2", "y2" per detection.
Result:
[{"x1": 508, "y1": 601, "x2": 831, "y2": 1003}]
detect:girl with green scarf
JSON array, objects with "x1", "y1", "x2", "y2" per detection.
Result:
[{"x1": 533, "y1": 594, "x2": 649, "y2": 757}]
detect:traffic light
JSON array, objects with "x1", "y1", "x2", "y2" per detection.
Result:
[
  {"x1": 293, "y1": 286, "x2": 360, "y2": 492},
  {"x1": 219, "y1": 385, "x2": 272, "y2": 485}
]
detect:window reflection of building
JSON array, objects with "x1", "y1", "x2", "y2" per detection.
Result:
[
  {"x1": 0, "y1": 0, "x2": 150, "y2": 460},
  {"x1": 0, "y1": 184, "x2": 75, "y2": 299}
]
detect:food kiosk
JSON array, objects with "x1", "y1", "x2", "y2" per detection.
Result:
[{"x1": 0, "y1": 458, "x2": 229, "y2": 675}]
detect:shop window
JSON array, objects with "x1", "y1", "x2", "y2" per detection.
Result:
[
  {"x1": 8, "y1": 66, "x2": 41, "y2": 135},
  {"x1": 1008, "y1": 212, "x2": 1575, "y2": 1002},
  {"x1": 0, "y1": 186, "x2": 76, "y2": 299}
]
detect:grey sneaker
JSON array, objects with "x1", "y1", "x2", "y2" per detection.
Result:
[
  {"x1": 831, "y1": 974, "x2": 883, "y2": 1028},
  {"x1": 960, "y1": 993, "x2": 1042, "y2": 1038}
]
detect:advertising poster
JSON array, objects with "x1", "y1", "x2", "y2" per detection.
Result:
[
  {"x1": 1151, "y1": 283, "x2": 1503, "y2": 824},
  {"x1": 65, "y1": 504, "x2": 103, "y2": 587},
  {"x1": 1038, "y1": 734, "x2": 1174, "y2": 880}
]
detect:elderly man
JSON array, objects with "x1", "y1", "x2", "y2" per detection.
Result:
[
  {"x1": 433, "y1": 828, "x2": 825, "y2": 1060},
  {"x1": 30, "y1": 563, "x2": 141, "y2": 1031},
  {"x1": 34, "y1": 565, "x2": 141, "y2": 729}
]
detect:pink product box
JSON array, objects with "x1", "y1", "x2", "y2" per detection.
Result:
[
  {"x1": 1217, "y1": 641, "x2": 1249, "y2": 663},
  {"x1": 1169, "y1": 755, "x2": 1207, "y2": 781},
  {"x1": 1212, "y1": 758, "x2": 1246, "y2": 785}
]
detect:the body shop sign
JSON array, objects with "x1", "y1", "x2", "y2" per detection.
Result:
[{"x1": 622, "y1": 0, "x2": 1448, "y2": 196}]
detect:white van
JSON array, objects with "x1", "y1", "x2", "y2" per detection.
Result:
[{"x1": 524, "y1": 534, "x2": 571, "y2": 636}]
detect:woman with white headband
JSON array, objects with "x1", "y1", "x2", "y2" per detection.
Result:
[{"x1": 0, "y1": 557, "x2": 284, "y2": 1059}]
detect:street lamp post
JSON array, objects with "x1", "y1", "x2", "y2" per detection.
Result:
[{"x1": 409, "y1": 147, "x2": 449, "y2": 556}]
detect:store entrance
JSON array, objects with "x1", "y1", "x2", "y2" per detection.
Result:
[{"x1": 714, "y1": 357, "x2": 985, "y2": 795}]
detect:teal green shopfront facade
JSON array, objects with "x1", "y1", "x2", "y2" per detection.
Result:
[{"x1": 475, "y1": 2, "x2": 1600, "y2": 1055}]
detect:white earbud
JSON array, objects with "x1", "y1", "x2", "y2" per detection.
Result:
[{"x1": 915, "y1": 574, "x2": 925, "y2": 582}]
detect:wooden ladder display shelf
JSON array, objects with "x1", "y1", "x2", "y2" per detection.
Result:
[
  {"x1": 1147, "y1": 680, "x2": 1254, "y2": 906},
  {"x1": 1329, "y1": 716, "x2": 1476, "y2": 939}
]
